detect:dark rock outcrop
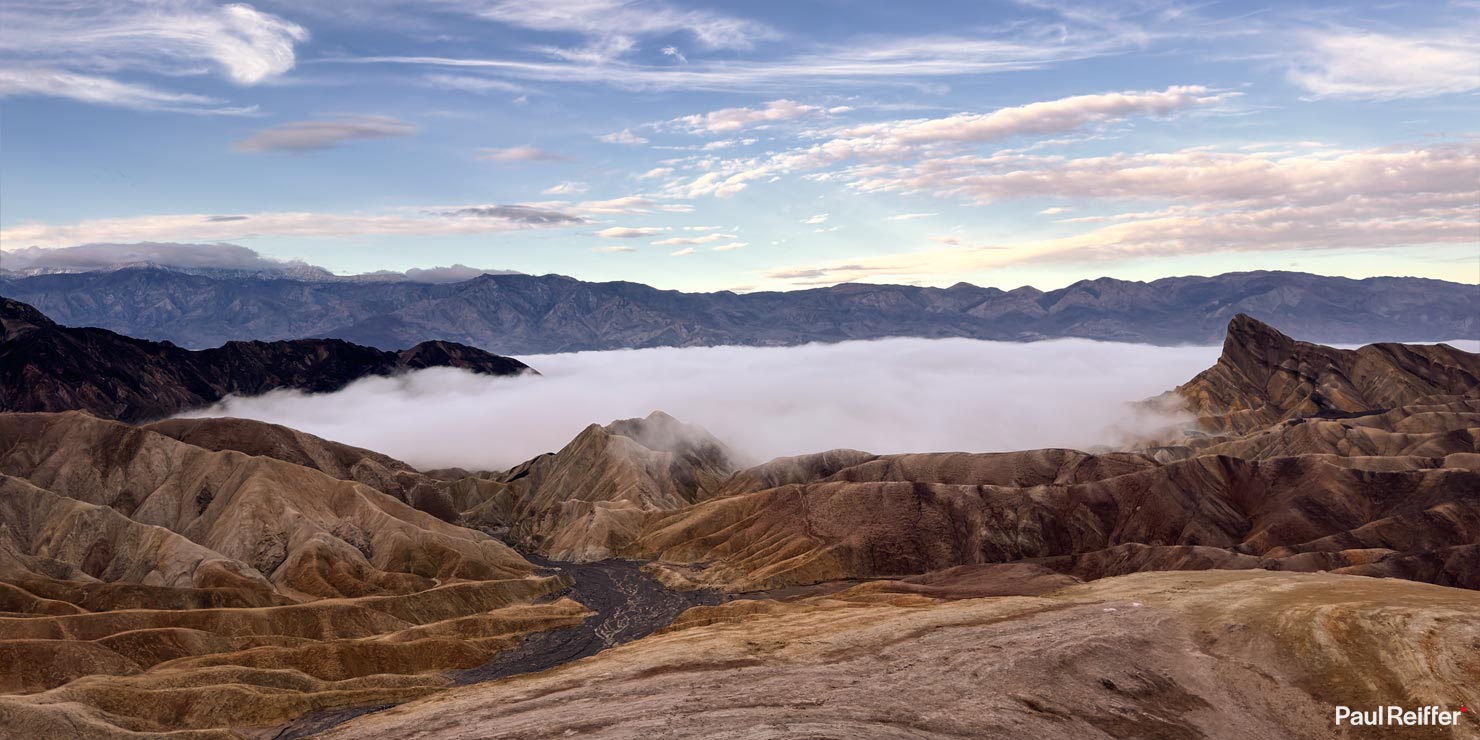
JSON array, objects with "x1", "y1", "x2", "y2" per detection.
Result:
[{"x1": 0, "y1": 297, "x2": 532, "y2": 422}]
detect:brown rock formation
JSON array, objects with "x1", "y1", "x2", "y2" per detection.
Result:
[
  {"x1": 488, "y1": 411, "x2": 738, "y2": 561},
  {"x1": 1170, "y1": 313, "x2": 1480, "y2": 433},
  {"x1": 0, "y1": 412, "x2": 586, "y2": 735}
]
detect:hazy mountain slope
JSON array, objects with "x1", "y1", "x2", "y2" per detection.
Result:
[
  {"x1": 4, "y1": 267, "x2": 1474, "y2": 352},
  {"x1": 476, "y1": 412, "x2": 738, "y2": 561},
  {"x1": 0, "y1": 297, "x2": 531, "y2": 422}
]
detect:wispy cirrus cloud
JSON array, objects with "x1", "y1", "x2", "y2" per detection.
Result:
[
  {"x1": 837, "y1": 143, "x2": 1479, "y2": 209},
  {"x1": 479, "y1": 145, "x2": 570, "y2": 162},
  {"x1": 1286, "y1": 28, "x2": 1480, "y2": 99},
  {"x1": 542, "y1": 181, "x2": 589, "y2": 195},
  {"x1": 596, "y1": 226, "x2": 666, "y2": 238},
  {"x1": 475, "y1": 0, "x2": 776, "y2": 53},
  {"x1": 0, "y1": 204, "x2": 590, "y2": 248},
  {"x1": 598, "y1": 129, "x2": 650, "y2": 144},
  {"x1": 757, "y1": 141, "x2": 1480, "y2": 287},
  {"x1": 234, "y1": 115, "x2": 416, "y2": 152},
  {"x1": 421, "y1": 73, "x2": 525, "y2": 94},
  {"x1": 0, "y1": 0, "x2": 306, "y2": 112},
  {"x1": 663, "y1": 86, "x2": 1231, "y2": 199},
  {"x1": 0, "y1": 68, "x2": 253, "y2": 114},
  {"x1": 334, "y1": 28, "x2": 1129, "y2": 92},
  {"x1": 431, "y1": 205, "x2": 587, "y2": 224},
  {"x1": 651, "y1": 233, "x2": 737, "y2": 246},
  {"x1": 667, "y1": 99, "x2": 843, "y2": 134}
]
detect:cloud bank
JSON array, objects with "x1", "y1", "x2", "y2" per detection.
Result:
[
  {"x1": 182, "y1": 337, "x2": 1223, "y2": 471},
  {"x1": 0, "y1": 242, "x2": 519, "y2": 283}
]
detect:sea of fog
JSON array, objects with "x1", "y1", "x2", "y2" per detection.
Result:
[{"x1": 181, "y1": 337, "x2": 1233, "y2": 471}]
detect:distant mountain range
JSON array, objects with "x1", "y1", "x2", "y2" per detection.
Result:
[{"x1": 1, "y1": 266, "x2": 1474, "y2": 353}]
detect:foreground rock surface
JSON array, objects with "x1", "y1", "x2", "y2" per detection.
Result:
[{"x1": 314, "y1": 570, "x2": 1480, "y2": 740}]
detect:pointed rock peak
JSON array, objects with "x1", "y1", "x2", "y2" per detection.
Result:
[
  {"x1": 602, "y1": 411, "x2": 727, "y2": 457},
  {"x1": 396, "y1": 341, "x2": 534, "y2": 376},
  {"x1": 1224, "y1": 314, "x2": 1294, "y2": 349},
  {"x1": 1220, "y1": 313, "x2": 1305, "y2": 368},
  {"x1": 0, "y1": 297, "x2": 57, "y2": 340}
]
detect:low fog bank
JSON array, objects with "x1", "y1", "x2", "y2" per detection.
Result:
[{"x1": 182, "y1": 337, "x2": 1224, "y2": 471}]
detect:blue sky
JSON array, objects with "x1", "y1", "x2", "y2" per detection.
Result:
[{"x1": 0, "y1": 0, "x2": 1476, "y2": 291}]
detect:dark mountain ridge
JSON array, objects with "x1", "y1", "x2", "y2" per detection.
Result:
[
  {"x1": 2, "y1": 267, "x2": 1474, "y2": 353},
  {"x1": 0, "y1": 297, "x2": 532, "y2": 423}
]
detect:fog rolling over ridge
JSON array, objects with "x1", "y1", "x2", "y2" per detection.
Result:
[{"x1": 183, "y1": 337, "x2": 1223, "y2": 470}]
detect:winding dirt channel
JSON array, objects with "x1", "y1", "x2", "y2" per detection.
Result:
[{"x1": 271, "y1": 556, "x2": 724, "y2": 740}]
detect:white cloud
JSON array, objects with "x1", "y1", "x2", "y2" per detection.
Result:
[
  {"x1": 711, "y1": 241, "x2": 747, "y2": 251},
  {"x1": 387, "y1": 264, "x2": 521, "y2": 282},
  {"x1": 830, "y1": 85, "x2": 1228, "y2": 150},
  {"x1": 0, "y1": 1, "x2": 307, "y2": 85},
  {"x1": 0, "y1": 68, "x2": 252, "y2": 114},
  {"x1": 662, "y1": 45, "x2": 687, "y2": 64},
  {"x1": 598, "y1": 129, "x2": 650, "y2": 145},
  {"x1": 664, "y1": 86, "x2": 1232, "y2": 199},
  {"x1": 886, "y1": 212, "x2": 937, "y2": 221},
  {"x1": 0, "y1": 0, "x2": 305, "y2": 111},
  {"x1": 638, "y1": 166, "x2": 675, "y2": 179},
  {"x1": 473, "y1": 0, "x2": 775, "y2": 52},
  {"x1": 0, "y1": 242, "x2": 525, "y2": 282},
  {"x1": 801, "y1": 213, "x2": 829, "y2": 225},
  {"x1": 570, "y1": 196, "x2": 659, "y2": 214},
  {"x1": 592, "y1": 245, "x2": 637, "y2": 253},
  {"x1": 670, "y1": 99, "x2": 829, "y2": 133},
  {"x1": 479, "y1": 145, "x2": 570, "y2": 162},
  {"x1": 336, "y1": 29, "x2": 1127, "y2": 92},
  {"x1": 753, "y1": 142, "x2": 1480, "y2": 280},
  {"x1": 1039, "y1": 206, "x2": 1072, "y2": 215},
  {"x1": 0, "y1": 205, "x2": 587, "y2": 248},
  {"x1": 652, "y1": 233, "x2": 737, "y2": 246},
  {"x1": 234, "y1": 116, "x2": 416, "y2": 152},
  {"x1": 596, "y1": 226, "x2": 665, "y2": 238},
  {"x1": 1287, "y1": 29, "x2": 1480, "y2": 99},
  {"x1": 669, "y1": 247, "x2": 697, "y2": 256},
  {"x1": 182, "y1": 339, "x2": 1216, "y2": 470},
  {"x1": 0, "y1": 242, "x2": 312, "y2": 274},
  {"x1": 542, "y1": 181, "x2": 590, "y2": 195},
  {"x1": 840, "y1": 143, "x2": 1479, "y2": 211}
]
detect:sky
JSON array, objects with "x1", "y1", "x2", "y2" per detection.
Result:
[{"x1": 0, "y1": 0, "x2": 1476, "y2": 292}]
